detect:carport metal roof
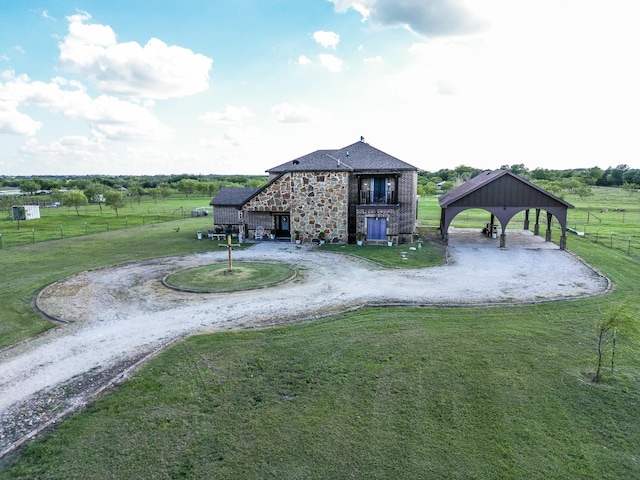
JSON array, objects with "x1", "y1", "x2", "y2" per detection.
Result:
[{"x1": 439, "y1": 170, "x2": 574, "y2": 249}]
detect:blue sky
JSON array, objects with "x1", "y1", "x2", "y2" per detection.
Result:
[{"x1": 1, "y1": 0, "x2": 639, "y2": 176}]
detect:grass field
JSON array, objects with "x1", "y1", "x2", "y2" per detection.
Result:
[
  {"x1": 0, "y1": 216, "x2": 221, "y2": 349},
  {"x1": 0, "y1": 189, "x2": 639, "y2": 479},
  {"x1": 164, "y1": 262, "x2": 296, "y2": 292},
  {"x1": 0, "y1": 194, "x2": 214, "y2": 248}
]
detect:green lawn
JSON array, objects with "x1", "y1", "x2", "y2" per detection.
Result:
[
  {"x1": 0, "y1": 190, "x2": 639, "y2": 479},
  {"x1": 0, "y1": 217, "x2": 223, "y2": 349},
  {"x1": 319, "y1": 240, "x2": 445, "y2": 268},
  {"x1": 2, "y1": 302, "x2": 638, "y2": 479},
  {"x1": 164, "y1": 262, "x2": 295, "y2": 292},
  {"x1": 0, "y1": 194, "x2": 214, "y2": 248}
]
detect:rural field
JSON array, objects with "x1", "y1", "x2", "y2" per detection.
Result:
[{"x1": 0, "y1": 188, "x2": 639, "y2": 479}]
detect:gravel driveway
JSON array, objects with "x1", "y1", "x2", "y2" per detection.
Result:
[{"x1": 0, "y1": 229, "x2": 610, "y2": 456}]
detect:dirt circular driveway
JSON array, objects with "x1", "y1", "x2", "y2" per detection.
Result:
[{"x1": 0, "y1": 230, "x2": 610, "y2": 456}]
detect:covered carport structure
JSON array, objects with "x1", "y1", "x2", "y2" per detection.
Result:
[{"x1": 439, "y1": 170, "x2": 574, "y2": 250}]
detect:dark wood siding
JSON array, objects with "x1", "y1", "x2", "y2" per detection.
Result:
[{"x1": 450, "y1": 175, "x2": 566, "y2": 208}]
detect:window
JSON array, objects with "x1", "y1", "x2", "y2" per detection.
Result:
[{"x1": 359, "y1": 176, "x2": 396, "y2": 204}]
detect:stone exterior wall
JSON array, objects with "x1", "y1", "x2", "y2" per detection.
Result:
[
  {"x1": 290, "y1": 171, "x2": 349, "y2": 242},
  {"x1": 242, "y1": 171, "x2": 349, "y2": 242},
  {"x1": 243, "y1": 174, "x2": 293, "y2": 214}
]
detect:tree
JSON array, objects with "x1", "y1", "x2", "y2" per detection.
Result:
[
  {"x1": 156, "y1": 184, "x2": 173, "y2": 202},
  {"x1": 105, "y1": 190, "x2": 126, "y2": 217},
  {"x1": 84, "y1": 183, "x2": 107, "y2": 212},
  {"x1": 177, "y1": 179, "x2": 198, "y2": 197},
  {"x1": 592, "y1": 302, "x2": 639, "y2": 382},
  {"x1": 127, "y1": 180, "x2": 146, "y2": 204},
  {"x1": 575, "y1": 185, "x2": 593, "y2": 200},
  {"x1": 621, "y1": 182, "x2": 639, "y2": 196},
  {"x1": 19, "y1": 179, "x2": 40, "y2": 195},
  {"x1": 62, "y1": 190, "x2": 88, "y2": 216}
]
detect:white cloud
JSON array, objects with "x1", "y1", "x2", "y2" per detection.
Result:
[
  {"x1": 271, "y1": 102, "x2": 316, "y2": 123},
  {"x1": 199, "y1": 105, "x2": 254, "y2": 124},
  {"x1": 41, "y1": 10, "x2": 55, "y2": 21},
  {"x1": 318, "y1": 54, "x2": 343, "y2": 73},
  {"x1": 329, "y1": 0, "x2": 371, "y2": 20},
  {"x1": 223, "y1": 126, "x2": 262, "y2": 147},
  {"x1": 313, "y1": 31, "x2": 340, "y2": 49},
  {"x1": 58, "y1": 12, "x2": 212, "y2": 99},
  {"x1": 200, "y1": 126, "x2": 263, "y2": 149},
  {"x1": 363, "y1": 55, "x2": 383, "y2": 63},
  {"x1": 0, "y1": 71, "x2": 174, "y2": 141},
  {"x1": 18, "y1": 135, "x2": 109, "y2": 173},
  {"x1": 296, "y1": 55, "x2": 312, "y2": 66},
  {"x1": 0, "y1": 109, "x2": 42, "y2": 135}
]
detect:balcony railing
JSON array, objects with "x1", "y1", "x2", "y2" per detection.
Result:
[{"x1": 358, "y1": 190, "x2": 397, "y2": 205}]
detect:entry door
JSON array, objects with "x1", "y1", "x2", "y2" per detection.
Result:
[
  {"x1": 275, "y1": 215, "x2": 290, "y2": 237},
  {"x1": 367, "y1": 217, "x2": 386, "y2": 240}
]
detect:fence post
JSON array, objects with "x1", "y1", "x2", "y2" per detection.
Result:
[
  {"x1": 32, "y1": 228, "x2": 35, "y2": 244},
  {"x1": 0, "y1": 233, "x2": 3, "y2": 249},
  {"x1": 628, "y1": 237, "x2": 632, "y2": 255},
  {"x1": 60, "y1": 226, "x2": 63, "y2": 239},
  {"x1": 610, "y1": 232, "x2": 614, "y2": 249}
]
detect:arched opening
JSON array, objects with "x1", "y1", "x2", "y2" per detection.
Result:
[{"x1": 438, "y1": 171, "x2": 573, "y2": 250}]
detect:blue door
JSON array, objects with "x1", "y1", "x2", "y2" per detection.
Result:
[{"x1": 367, "y1": 217, "x2": 386, "y2": 240}]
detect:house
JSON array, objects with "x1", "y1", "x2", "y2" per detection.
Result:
[{"x1": 210, "y1": 138, "x2": 418, "y2": 244}]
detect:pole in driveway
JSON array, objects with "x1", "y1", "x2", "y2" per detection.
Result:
[{"x1": 219, "y1": 234, "x2": 241, "y2": 271}]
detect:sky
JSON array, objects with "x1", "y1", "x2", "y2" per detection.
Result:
[{"x1": 1, "y1": 0, "x2": 639, "y2": 176}]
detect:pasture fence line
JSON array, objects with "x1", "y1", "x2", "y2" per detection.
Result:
[
  {"x1": 0, "y1": 211, "x2": 199, "y2": 249},
  {"x1": 553, "y1": 222, "x2": 639, "y2": 260}
]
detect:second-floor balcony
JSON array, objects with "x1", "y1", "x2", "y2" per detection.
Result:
[{"x1": 358, "y1": 189, "x2": 397, "y2": 205}]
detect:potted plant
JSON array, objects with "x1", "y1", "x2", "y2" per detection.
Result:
[
  {"x1": 294, "y1": 230, "x2": 301, "y2": 244},
  {"x1": 318, "y1": 231, "x2": 326, "y2": 245},
  {"x1": 269, "y1": 229, "x2": 276, "y2": 240},
  {"x1": 356, "y1": 231, "x2": 364, "y2": 246}
]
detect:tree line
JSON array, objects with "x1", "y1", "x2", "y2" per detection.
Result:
[
  {"x1": 2, "y1": 163, "x2": 639, "y2": 214},
  {"x1": 417, "y1": 163, "x2": 640, "y2": 198},
  {"x1": 0, "y1": 175, "x2": 268, "y2": 216}
]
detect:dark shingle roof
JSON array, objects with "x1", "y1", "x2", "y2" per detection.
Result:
[
  {"x1": 266, "y1": 141, "x2": 417, "y2": 173},
  {"x1": 210, "y1": 187, "x2": 260, "y2": 207}
]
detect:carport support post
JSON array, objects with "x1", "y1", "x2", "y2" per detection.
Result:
[
  {"x1": 500, "y1": 232, "x2": 506, "y2": 248},
  {"x1": 545, "y1": 214, "x2": 553, "y2": 242},
  {"x1": 523, "y1": 209, "x2": 530, "y2": 230},
  {"x1": 534, "y1": 209, "x2": 541, "y2": 236}
]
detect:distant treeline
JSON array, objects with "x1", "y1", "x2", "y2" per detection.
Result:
[
  {"x1": 2, "y1": 164, "x2": 639, "y2": 201},
  {"x1": 0, "y1": 174, "x2": 268, "y2": 191},
  {"x1": 417, "y1": 164, "x2": 640, "y2": 197},
  {"x1": 0, "y1": 174, "x2": 269, "y2": 214}
]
